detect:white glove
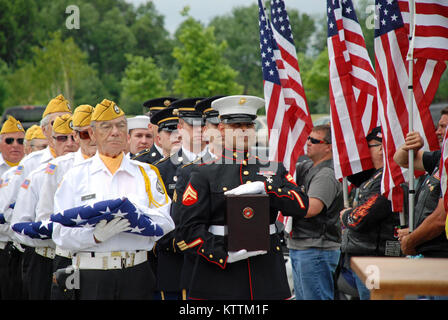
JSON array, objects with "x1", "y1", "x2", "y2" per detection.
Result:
[
  {"x1": 93, "y1": 218, "x2": 131, "y2": 243},
  {"x1": 224, "y1": 181, "x2": 266, "y2": 196},
  {"x1": 0, "y1": 223, "x2": 10, "y2": 234},
  {"x1": 227, "y1": 249, "x2": 267, "y2": 263}
]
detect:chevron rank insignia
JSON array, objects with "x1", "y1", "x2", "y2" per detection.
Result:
[{"x1": 182, "y1": 183, "x2": 198, "y2": 206}]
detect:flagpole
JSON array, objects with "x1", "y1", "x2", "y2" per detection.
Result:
[
  {"x1": 343, "y1": 177, "x2": 350, "y2": 208},
  {"x1": 407, "y1": 0, "x2": 416, "y2": 232}
]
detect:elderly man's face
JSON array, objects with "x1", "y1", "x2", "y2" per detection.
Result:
[
  {"x1": 0, "y1": 131, "x2": 25, "y2": 163},
  {"x1": 90, "y1": 116, "x2": 128, "y2": 157},
  {"x1": 52, "y1": 131, "x2": 79, "y2": 157},
  {"x1": 75, "y1": 125, "x2": 97, "y2": 158},
  {"x1": 30, "y1": 138, "x2": 48, "y2": 153},
  {"x1": 43, "y1": 112, "x2": 71, "y2": 148}
]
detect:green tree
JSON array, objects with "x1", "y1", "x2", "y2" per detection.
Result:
[
  {"x1": 0, "y1": 0, "x2": 39, "y2": 66},
  {"x1": 301, "y1": 49, "x2": 330, "y2": 114},
  {"x1": 4, "y1": 32, "x2": 105, "y2": 107},
  {"x1": 210, "y1": 4, "x2": 316, "y2": 96},
  {"x1": 120, "y1": 54, "x2": 168, "y2": 115},
  {"x1": 172, "y1": 12, "x2": 243, "y2": 97}
]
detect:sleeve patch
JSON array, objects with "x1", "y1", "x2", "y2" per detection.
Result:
[{"x1": 182, "y1": 183, "x2": 198, "y2": 206}]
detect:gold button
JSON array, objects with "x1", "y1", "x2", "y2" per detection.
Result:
[
  {"x1": 201, "y1": 249, "x2": 205, "y2": 253},
  {"x1": 288, "y1": 191, "x2": 291, "y2": 195},
  {"x1": 243, "y1": 171, "x2": 249, "y2": 175},
  {"x1": 246, "y1": 181, "x2": 252, "y2": 184},
  {"x1": 278, "y1": 188, "x2": 282, "y2": 192},
  {"x1": 246, "y1": 152, "x2": 250, "y2": 157},
  {"x1": 209, "y1": 254, "x2": 213, "y2": 259},
  {"x1": 268, "y1": 186, "x2": 272, "y2": 190},
  {"x1": 233, "y1": 152, "x2": 237, "y2": 158},
  {"x1": 276, "y1": 246, "x2": 281, "y2": 251},
  {"x1": 219, "y1": 259, "x2": 224, "y2": 264},
  {"x1": 242, "y1": 160, "x2": 247, "y2": 166},
  {"x1": 223, "y1": 187, "x2": 228, "y2": 191}
]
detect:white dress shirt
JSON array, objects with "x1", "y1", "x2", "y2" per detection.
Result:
[{"x1": 52, "y1": 152, "x2": 175, "y2": 253}]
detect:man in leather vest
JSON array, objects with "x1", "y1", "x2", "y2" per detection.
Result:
[
  {"x1": 340, "y1": 126, "x2": 401, "y2": 300},
  {"x1": 287, "y1": 124, "x2": 343, "y2": 300}
]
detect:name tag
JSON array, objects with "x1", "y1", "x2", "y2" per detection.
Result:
[{"x1": 81, "y1": 194, "x2": 96, "y2": 201}]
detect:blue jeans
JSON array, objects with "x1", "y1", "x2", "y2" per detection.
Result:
[{"x1": 289, "y1": 248, "x2": 340, "y2": 300}]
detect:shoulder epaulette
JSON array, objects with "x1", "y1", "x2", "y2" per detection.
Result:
[
  {"x1": 132, "y1": 148, "x2": 151, "y2": 160},
  {"x1": 154, "y1": 155, "x2": 171, "y2": 166}
]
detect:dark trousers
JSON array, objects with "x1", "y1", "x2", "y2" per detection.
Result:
[
  {"x1": 50, "y1": 255, "x2": 74, "y2": 300},
  {"x1": 25, "y1": 251, "x2": 53, "y2": 300},
  {"x1": 0, "y1": 243, "x2": 27, "y2": 299},
  {"x1": 78, "y1": 260, "x2": 156, "y2": 300}
]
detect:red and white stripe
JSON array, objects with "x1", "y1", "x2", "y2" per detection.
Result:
[
  {"x1": 376, "y1": 0, "x2": 445, "y2": 212},
  {"x1": 328, "y1": 0, "x2": 379, "y2": 180},
  {"x1": 400, "y1": 0, "x2": 448, "y2": 61}
]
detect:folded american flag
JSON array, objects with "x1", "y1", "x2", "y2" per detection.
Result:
[
  {"x1": 12, "y1": 220, "x2": 53, "y2": 239},
  {"x1": 50, "y1": 198, "x2": 164, "y2": 237}
]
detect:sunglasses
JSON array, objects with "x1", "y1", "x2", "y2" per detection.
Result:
[
  {"x1": 4, "y1": 138, "x2": 24, "y2": 145},
  {"x1": 307, "y1": 136, "x2": 327, "y2": 145},
  {"x1": 53, "y1": 135, "x2": 75, "y2": 143},
  {"x1": 76, "y1": 130, "x2": 90, "y2": 140},
  {"x1": 368, "y1": 143, "x2": 382, "y2": 148}
]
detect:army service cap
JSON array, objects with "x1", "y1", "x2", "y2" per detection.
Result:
[
  {"x1": 150, "y1": 107, "x2": 179, "y2": 132},
  {"x1": 143, "y1": 97, "x2": 178, "y2": 118},
  {"x1": 92, "y1": 99, "x2": 125, "y2": 122},
  {"x1": 25, "y1": 125, "x2": 39, "y2": 141},
  {"x1": 43, "y1": 94, "x2": 72, "y2": 118},
  {"x1": 1, "y1": 116, "x2": 25, "y2": 134},
  {"x1": 212, "y1": 95, "x2": 264, "y2": 124},
  {"x1": 170, "y1": 97, "x2": 205, "y2": 126},
  {"x1": 195, "y1": 96, "x2": 225, "y2": 125},
  {"x1": 366, "y1": 126, "x2": 382, "y2": 143}
]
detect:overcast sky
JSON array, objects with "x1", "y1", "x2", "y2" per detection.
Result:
[{"x1": 126, "y1": 0, "x2": 327, "y2": 34}]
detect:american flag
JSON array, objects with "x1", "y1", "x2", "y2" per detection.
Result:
[
  {"x1": 12, "y1": 220, "x2": 53, "y2": 240},
  {"x1": 258, "y1": 0, "x2": 312, "y2": 176},
  {"x1": 269, "y1": 0, "x2": 313, "y2": 174},
  {"x1": 258, "y1": 0, "x2": 311, "y2": 232},
  {"x1": 327, "y1": 0, "x2": 379, "y2": 180},
  {"x1": 400, "y1": 0, "x2": 448, "y2": 61},
  {"x1": 440, "y1": 128, "x2": 448, "y2": 212},
  {"x1": 375, "y1": 0, "x2": 445, "y2": 212},
  {"x1": 51, "y1": 197, "x2": 164, "y2": 237}
]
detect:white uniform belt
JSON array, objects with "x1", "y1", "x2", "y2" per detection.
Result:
[
  {"x1": 73, "y1": 251, "x2": 148, "y2": 270},
  {"x1": 35, "y1": 247, "x2": 56, "y2": 259},
  {"x1": 55, "y1": 247, "x2": 72, "y2": 259},
  {"x1": 0, "y1": 241, "x2": 7, "y2": 250},
  {"x1": 208, "y1": 224, "x2": 277, "y2": 236}
]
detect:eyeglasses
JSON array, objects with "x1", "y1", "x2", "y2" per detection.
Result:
[
  {"x1": 368, "y1": 143, "x2": 382, "y2": 148},
  {"x1": 4, "y1": 138, "x2": 24, "y2": 145},
  {"x1": 307, "y1": 136, "x2": 327, "y2": 145},
  {"x1": 76, "y1": 130, "x2": 90, "y2": 140},
  {"x1": 53, "y1": 135, "x2": 75, "y2": 143}
]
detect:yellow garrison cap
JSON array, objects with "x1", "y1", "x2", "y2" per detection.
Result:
[
  {"x1": 25, "y1": 125, "x2": 39, "y2": 141},
  {"x1": 1, "y1": 116, "x2": 25, "y2": 134},
  {"x1": 73, "y1": 104, "x2": 94, "y2": 127},
  {"x1": 43, "y1": 94, "x2": 71, "y2": 118},
  {"x1": 31, "y1": 126, "x2": 46, "y2": 140},
  {"x1": 52, "y1": 114, "x2": 73, "y2": 135},
  {"x1": 92, "y1": 99, "x2": 125, "y2": 122}
]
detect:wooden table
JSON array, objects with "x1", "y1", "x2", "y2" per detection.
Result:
[{"x1": 350, "y1": 256, "x2": 448, "y2": 300}]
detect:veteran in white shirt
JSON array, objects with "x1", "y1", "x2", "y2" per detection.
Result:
[{"x1": 52, "y1": 99, "x2": 174, "y2": 300}]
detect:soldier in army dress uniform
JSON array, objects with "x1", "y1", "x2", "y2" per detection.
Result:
[
  {"x1": 153, "y1": 98, "x2": 209, "y2": 299},
  {"x1": 175, "y1": 95, "x2": 309, "y2": 300}
]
